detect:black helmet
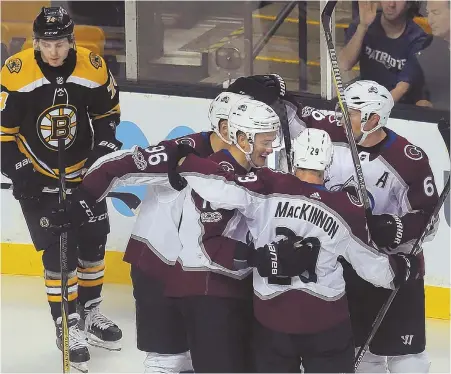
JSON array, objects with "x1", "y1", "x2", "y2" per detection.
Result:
[{"x1": 33, "y1": 6, "x2": 74, "y2": 40}]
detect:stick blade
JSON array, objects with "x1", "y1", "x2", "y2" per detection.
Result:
[{"x1": 321, "y1": 0, "x2": 337, "y2": 25}]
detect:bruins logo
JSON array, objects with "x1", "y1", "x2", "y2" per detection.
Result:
[
  {"x1": 6, "y1": 58, "x2": 22, "y2": 74},
  {"x1": 89, "y1": 52, "x2": 102, "y2": 69},
  {"x1": 37, "y1": 104, "x2": 78, "y2": 150}
]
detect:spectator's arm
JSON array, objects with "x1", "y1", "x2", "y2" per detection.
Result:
[
  {"x1": 416, "y1": 100, "x2": 433, "y2": 108},
  {"x1": 339, "y1": 23, "x2": 367, "y2": 71},
  {"x1": 393, "y1": 34, "x2": 432, "y2": 103},
  {"x1": 390, "y1": 82, "x2": 410, "y2": 103}
]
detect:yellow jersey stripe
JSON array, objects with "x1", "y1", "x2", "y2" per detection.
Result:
[
  {"x1": 45, "y1": 276, "x2": 78, "y2": 287},
  {"x1": 1, "y1": 126, "x2": 20, "y2": 134},
  {"x1": 0, "y1": 135, "x2": 16, "y2": 142},
  {"x1": 78, "y1": 278, "x2": 104, "y2": 287}
]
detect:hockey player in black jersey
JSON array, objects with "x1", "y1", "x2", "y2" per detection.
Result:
[{"x1": 0, "y1": 7, "x2": 122, "y2": 371}]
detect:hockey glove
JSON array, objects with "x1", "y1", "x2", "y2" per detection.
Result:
[
  {"x1": 236, "y1": 236, "x2": 318, "y2": 278},
  {"x1": 83, "y1": 139, "x2": 123, "y2": 173},
  {"x1": 10, "y1": 158, "x2": 47, "y2": 201},
  {"x1": 367, "y1": 213, "x2": 404, "y2": 250},
  {"x1": 233, "y1": 241, "x2": 256, "y2": 271},
  {"x1": 42, "y1": 187, "x2": 99, "y2": 235},
  {"x1": 391, "y1": 253, "x2": 420, "y2": 287},
  {"x1": 167, "y1": 143, "x2": 199, "y2": 191},
  {"x1": 248, "y1": 74, "x2": 287, "y2": 98},
  {"x1": 226, "y1": 76, "x2": 279, "y2": 105}
]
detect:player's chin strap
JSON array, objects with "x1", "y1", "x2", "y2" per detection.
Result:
[
  {"x1": 235, "y1": 143, "x2": 260, "y2": 169},
  {"x1": 215, "y1": 130, "x2": 232, "y2": 145},
  {"x1": 357, "y1": 115, "x2": 384, "y2": 145}
]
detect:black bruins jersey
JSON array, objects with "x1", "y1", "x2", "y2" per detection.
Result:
[{"x1": 0, "y1": 46, "x2": 120, "y2": 187}]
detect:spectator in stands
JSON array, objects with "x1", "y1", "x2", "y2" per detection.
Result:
[
  {"x1": 415, "y1": 1, "x2": 450, "y2": 111},
  {"x1": 339, "y1": 1, "x2": 431, "y2": 105}
]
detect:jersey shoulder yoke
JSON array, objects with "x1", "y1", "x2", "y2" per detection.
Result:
[
  {"x1": 1, "y1": 48, "x2": 44, "y2": 92},
  {"x1": 70, "y1": 47, "x2": 108, "y2": 87}
]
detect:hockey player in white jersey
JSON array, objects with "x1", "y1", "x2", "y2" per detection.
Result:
[
  {"x1": 45, "y1": 91, "x2": 248, "y2": 373},
  {"x1": 236, "y1": 76, "x2": 440, "y2": 373},
  {"x1": 299, "y1": 81, "x2": 439, "y2": 373},
  {"x1": 164, "y1": 97, "x2": 283, "y2": 372},
  {"x1": 172, "y1": 128, "x2": 422, "y2": 373}
]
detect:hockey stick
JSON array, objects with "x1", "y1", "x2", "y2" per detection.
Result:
[
  {"x1": 321, "y1": 0, "x2": 372, "y2": 217},
  {"x1": 1, "y1": 182, "x2": 141, "y2": 212},
  {"x1": 354, "y1": 121, "x2": 451, "y2": 370},
  {"x1": 57, "y1": 140, "x2": 70, "y2": 373}
]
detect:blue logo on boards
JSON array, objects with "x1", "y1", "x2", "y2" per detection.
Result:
[{"x1": 110, "y1": 122, "x2": 194, "y2": 216}]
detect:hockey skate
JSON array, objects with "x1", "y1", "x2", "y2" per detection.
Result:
[
  {"x1": 56, "y1": 313, "x2": 90, "y2": 373},
  {"x1": 77, "y1": 297, "x2": 122, "y2": 351}
]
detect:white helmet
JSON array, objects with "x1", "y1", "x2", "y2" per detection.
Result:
[
  {"x1": 343, "y1": 80, "x2": 394, "y2": 145},
  {"x1": 208, "y1": 92, "x2": 248, "y2": 144},
  {"x1": 228, "y1": 97, "x2": 281, "y2": 166},
  {"x1": 292, "y1": 128, "x2": 333, "y2": 171}
]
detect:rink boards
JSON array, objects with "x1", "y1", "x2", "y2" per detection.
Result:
[{"x1": 1, "y1": 92, "x2": 450, "y2": 319}]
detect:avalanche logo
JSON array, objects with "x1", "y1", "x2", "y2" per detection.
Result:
[
  {"x1": 219, "y1": 161, "x2": 234, "y2": 172},
  {"x1": 404, "y1": 145, "x2": 424, "y2": 161},
  {"x1": 110, "y1": 122, "x2": 194, "y2": 217},
  {"x1": 329, "y1": 175, "x2": 376, "y2": 211}
]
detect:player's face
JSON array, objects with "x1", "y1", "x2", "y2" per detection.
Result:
[
  {"x1": 218, "y1": 119, "x2": 230, "y2": 142},
  {"x1": 427, "y1": 1, "x2": 450, "y2": 39},
  {"x1": 251, "y1": 131, "x2": 279, "y2": 167},
  {"x1": 381, "y1": 0, "x2": 408, "y2": 21},
  {"x1": 347, "y1": 108, "x2": 364, "y2": 138},
  {"x1": 38, "y1": 38, "x2": 71, "y2": 67}
]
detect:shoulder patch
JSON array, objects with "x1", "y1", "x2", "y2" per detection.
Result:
[
  {"x1": 218, "y1": 161, "x2": 234, "y2": 172},
  {"x1": 1, "y1": 49, "x2": 45, "y2": 92},
  {"x1": 6, "y1": 58, "x2": 22, "y2": 74},
  {"x1": 404, "y1": 144, "x2": 424, "y2": 161},
  {"x1": 89, "y1": 52, "x2": 102, "y2": 70},
  {"x1": 175, "y1": 137, "x2": 196, "y2": 148}
]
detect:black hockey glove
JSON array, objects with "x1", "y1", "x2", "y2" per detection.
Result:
[
  {"x1": 167, "y1": 143, "x2": 199, "y2": 191},
  {"x1": 248, "y1": 74, "x2": 287, "y2": 98},
  {"x1": 83, "y1": 139, "x2": 123, "y2": 173},
  {"x1": 42, "y1": 187, "x2": 99, "y2": 235},
  {"x1": 235, "y1": 236, "x2": 319, "y2": 278},
  {"x1": 367, "y1": 213, "x2": 404, "y2": 250},
  {"x1": 227, "y1": 76, "x2": 279, "y2": 105},
  {"x1": 391, "y1": 253, "x2": 420, "y2": 287},
  {"x1": 10, "y1": 158, "x2": 47, "y2": 201}
]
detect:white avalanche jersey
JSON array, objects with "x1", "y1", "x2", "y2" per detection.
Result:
[
  {"x1": 165, "y1": 150, "x2": 253, "y2": 299},
  {"x1": 301, "y1": 107, "x2": 439, "y2": 254},
  {"x1": 178, "y1": 154, "x2": 397, "y2": 333},
  {"x1": 83, "y1": 132, "x2": 214, "y2": 281}
]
